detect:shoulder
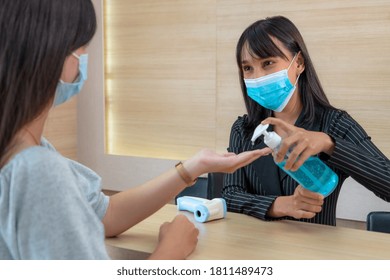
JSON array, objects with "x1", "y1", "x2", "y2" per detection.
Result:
[
  {"x1": 3, "y1": 145, "x2": 66, "y2": 173},
  {"x1": 1, "y1": 146, "x2": 75, "y2": 196},
  {"x1": 20, "y1": 146, "x2": 69, "y2": 175},
  {"x1": 322, "y1": 108, "x2": 359, "y2": 127},
  {"x1": 0, "y1": 144, "x2": 106, "y2": 219},
  {"x1": 229, "y1": 115, "x2": 252, "y2": 143},
  {"x1": 40, "y1": 137, "x2": 57, "y2": 151},
  {"x1": 321, "y1": 108, "x2": 368, "y2": 137},
  {"x1": 230, "y1": 114, "x2": 249, "y2": 133},
  {"x1": 228, "y1": 115, "x2": 253, "y2": 152}
]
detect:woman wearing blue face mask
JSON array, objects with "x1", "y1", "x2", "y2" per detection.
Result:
[
  {"x1": 223, "y1": 16, "x2": 390, "y2": 226},
  {"x1": 0, "y1": 0, "x2": 270, "y2": 260}
]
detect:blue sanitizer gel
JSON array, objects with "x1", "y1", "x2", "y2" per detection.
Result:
[{"x1": 251, "y1": 124, "x2": 338, "y2": 197}]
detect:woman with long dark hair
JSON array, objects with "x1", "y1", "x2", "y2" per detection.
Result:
[
  {"x1": 0, "y1": 0, "x2": 269, "y2": 259},
  {"x1": 223, "y1": 16, "x2": 390, "y2": 226}
]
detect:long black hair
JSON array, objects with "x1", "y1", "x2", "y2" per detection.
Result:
[
  {"x1": 236, "y1": 16, "x2": 335, "y2": 135},
  {"x1": 0, "y1": 0, "x2": 96, "y2": 166}
]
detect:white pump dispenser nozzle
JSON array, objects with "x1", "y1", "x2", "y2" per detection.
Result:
[{"x1": 251, "y1": 124, "x2": 282, "y2": 150}]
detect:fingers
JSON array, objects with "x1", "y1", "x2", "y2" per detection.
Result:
[
  {"x1": 195, "y1": 147, "x2": 272, "y2": 175},
  {"x1": 296, "y1": 185, "x2": 324, "y2": 202},
  {"x1": 261, "y1": 117, "x2": 294, "y2": 133},
  {"x1": 172, "y1": 215, "x2": 199, "y2": 240},
  {"x1": 222, "y1": 152, "x2": 237, "y2": 157},
  {"x1": 153, "y1": 215, "x2": 199, "y2": 260},
  {"x1": 158, "y1": 221, "x2": 171, "y2": 239},
  {"x1": 261, "y1": 117, "x2": 299, "y2": 166},
  {"x1": 295, "y1": 210, "x2": 317, "y2": 219},
  {"x1": 263, "y1": 118, "x2": 333, "y2": 171},
  {"x1": 288, "y1": 186, "x2": 324, "y2": 219},
  {"x1": 224, "y1": 148, "x2": 271, "y2": 158},
  {"x1": 298, "y1": 203, "x2": 322, "y2": 215},
  {"x1": 289, "y1": 149, "x2": 311, "y2": 171},
  {"x1": 224, "y1": 148, "x2": 272, "y2": 173},
  {"x1": 294, "y1": 185, "x2": 324, "y2": 213},
  {"x1": 243, "y1": 147, "x2": 272, "y2": 159},
  {"x1": 241, "y1": 148, "x2": 272, "y2": 165},
  {"x1": 280, "y1": 136, "x2": 310, "y2": 170}
]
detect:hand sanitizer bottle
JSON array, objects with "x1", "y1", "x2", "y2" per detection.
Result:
[{"x1": 251, "y1": 124, "x2": 338, "y2": 197}]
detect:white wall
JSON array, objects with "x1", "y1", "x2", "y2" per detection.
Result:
[{"x1": 78, "y1": 0, "x2": 390, "y2": 222}]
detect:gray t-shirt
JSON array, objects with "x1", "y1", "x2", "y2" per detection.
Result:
[{"x1": 0, "y1": 138, "x2": 110, "y2": 259}]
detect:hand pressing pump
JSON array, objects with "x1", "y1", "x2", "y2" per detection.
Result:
[{"x1": 251, "y1": 124, "x2": 338, "y2": 197}]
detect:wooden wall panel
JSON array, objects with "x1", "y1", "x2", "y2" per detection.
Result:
[{"x1": 104, "y1": 0, "x2": 217, "y2": 160}]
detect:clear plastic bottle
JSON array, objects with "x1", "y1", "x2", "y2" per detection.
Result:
[{"x1": 251, "y1": 124, "x2": 338, "y2": 197}]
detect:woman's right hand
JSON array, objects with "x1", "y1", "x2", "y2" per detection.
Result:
[
  {"x1": 268, "y1": 185, "x2": 324, "y2": 219},
  {"x1": 149, "y1": 214, "x2": 199, "y2": 260}
]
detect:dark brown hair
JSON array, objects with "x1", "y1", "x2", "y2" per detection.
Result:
[{"x1": 0, "y1": 0, "x2": 96, "y2": 165}]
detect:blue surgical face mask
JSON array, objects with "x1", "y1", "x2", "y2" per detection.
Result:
[
  {"x1": 53, "y1": 52, "x2": 88, "y2": 106},
  {"x1": 244, "y1": 54, "x2": 299, "y2": 112}
]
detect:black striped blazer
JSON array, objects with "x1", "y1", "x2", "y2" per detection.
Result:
[{"x1": 223, "y1": 108, "x2": 390, "y2": 226}]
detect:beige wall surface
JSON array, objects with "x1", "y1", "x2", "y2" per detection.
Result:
[
  {"x1": 105, "y1": 0, "x2": 390, "y2": 160},
  {"x1": 104, "y1": 0, "x2": 217, "y2": 159},
  {"x1": 78, "y1": 0, "x2": 390, "y2": 222}
]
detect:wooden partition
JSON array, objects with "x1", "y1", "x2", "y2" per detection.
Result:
[
  {"x1": 104, "y1": 0, "x2": 217, "y2": 159},
  {"x1": 104, "y1": 0, "x2": 390, "y2": 160}
]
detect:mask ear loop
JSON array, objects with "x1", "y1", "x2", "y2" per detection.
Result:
[
  {"x1": 294, "y1": 73, "x2": 301, "y2": 86},
  {"x1": 287, "y1": 51, "x2": 301, "y2": 86},
  {"x1": 287, "y1": 51, "x2": 300, "y2": 71},
  {"x1": 64, "y1": 52, "x2": 82, "y2": 83},
  {"x1": 72, "y1": 52, "x2": 80, "y2": 60},
  {"x1": 59, "y1": 52, "x2": 81, "y2": 84}
]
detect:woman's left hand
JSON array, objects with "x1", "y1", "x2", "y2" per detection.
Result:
[{"x1": 261, "y1": 117, "x2": 335, "y2": 171}]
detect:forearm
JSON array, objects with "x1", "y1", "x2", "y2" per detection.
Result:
[
  {"x1": 223, "y1": 185, "x2": 277, "y2": 220},
  {"x1": 103, "y1": 163, "x2": 195, "y2": 237}
]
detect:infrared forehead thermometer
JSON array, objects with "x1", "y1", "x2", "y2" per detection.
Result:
[{"x1": 177, "y1": 196, "x2": 227, "y2": 223}]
